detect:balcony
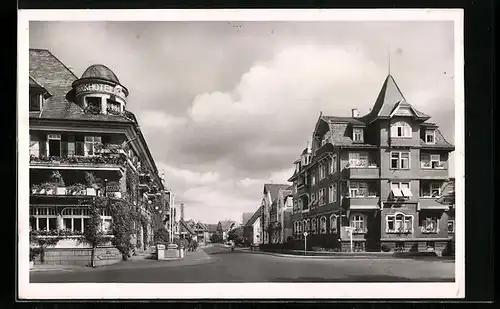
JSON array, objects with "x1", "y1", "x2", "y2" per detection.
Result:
[
  {"x1": 342, "y1": 196, "x2": 380, "y2": 210},
  {"x1": 342, "y1": 164, "x2": 380, "y2": 179},
  {"x1": 418, "y1": 198, "x2": 450, "y2": 211},
  {"x1": 419, "y1": 162, "x2": 448, "y2": 179},
  {"x1": 30, "y1": 154, "x2": 126, "y2": 173}
]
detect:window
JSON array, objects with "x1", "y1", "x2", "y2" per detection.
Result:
[
  {"x1": 319, "y1": 189, "x2": 326, "y2": 205},
  {"x1": 319, "y1": 163, "x2": 326, "y2": 179},
  {"x1": 29, "y1": 207, "x2": 57, "y2": 231},
  {"x1": 329, "y1": 183, "x2": 337, "y2": 203},
  {"x1": 47, "y1": 134, "x2": 61, "y2": 157},
  {"x1": 349, "y1": 181, "x2": 368, "y2": 198},
  {"x1": 351, "y1": 214, "x2": 365, "y2": 233},
  {"x1": 348, "y1": 152, "x2": 369, "y2": 167},
  {"x1": 311, "y1": 172, "x2": 316, "y2": 186},
  {"x1": 447, "y1": 220, "x2": 455, "y2": 233},
  {"x1": 330, "y1": 155, "x2": 337, "y2": 174},
  {"x1": 390, "y1": 151, "x2": 410, "y2": 169},
  {"x1": 320, "y1": 217, "x2": 327, "y2": 234},
  {"x1": 425, "y1": 130, "x2": 436, "y2": 144},
  {"x1": 430, "y1": 155, "x2": 442, "y2": 169},
  {"x1": 421, "y1": 215, "x2": 439, "y2": 233},
  {"x1": 421, "y1": 182, "x2": 442, "y2": 198},
  {"x1": 86, "y1": 96, "x2": 102, "y2": 113},
  {"x1": 311, "y1": 218, "x2": 317, "y2": 234},
  {"x1": 106, "y1": 99, "x2": 121, "y2": 114},
  {"x1": 353, "y1": 128, "x2": 364, "y2": 142},
  {"x1": 304, "y1": 220, "x2": 310, "y2": 232},
  {"x1": 84, "y1": 136, "x2": 102, "y2": 156},
  {"x1": 29, "y1": 134, "x2": 40, "y2": 157},
  {"x1": 29, "y1": 93, "x2": 41, "y2": 111},
  {"x1": 61, "y1": 207, "x2": 90, "y2": 233},
  {"x1": 330, "y1": 215, "x2": 338, "y2": 233},
  {"x1": 386, "y1": 213, "x2": 413, "y2": 233},
  {"x1": 391, "y1": 121, "x2": 412, "y2": 138}
]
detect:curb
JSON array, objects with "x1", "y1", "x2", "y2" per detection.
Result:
[{"x1": 244, "y1": 251, "x2": 396, "y2": 260}]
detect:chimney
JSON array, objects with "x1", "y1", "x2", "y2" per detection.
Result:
[{"x1": 351, "y1": 108, "x2": 359, "y2": 118}]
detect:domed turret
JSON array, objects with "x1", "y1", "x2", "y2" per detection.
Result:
[
  {"x1": 81, "y1": 64, "x2": 121, "y2": 84},
  {"x1": 72, "y1": 64, "x2": 129, "y2": 116}
]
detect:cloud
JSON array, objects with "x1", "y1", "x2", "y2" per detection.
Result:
[{"x1": 30, "y1": 21, "x2": 456, "y2": 222}]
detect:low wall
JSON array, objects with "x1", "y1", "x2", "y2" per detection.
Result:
[
  {"x1": 31, "y1": 236, "x2": 121, "y2": 267},
  {"x1": 33, "y1": 247, "x2": 122, "y2": 266}
]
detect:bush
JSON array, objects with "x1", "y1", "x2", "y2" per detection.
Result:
[
  {"x1": 154, "y1": 228, "x2": 170, "y2": 246},
  {"x1": 210, "y1": 232, "x2": 224, "y2": 243}
]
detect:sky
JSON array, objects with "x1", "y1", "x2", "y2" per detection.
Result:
[{"x1": 29, "y1": 20, "x2": 456, "y2": 224}]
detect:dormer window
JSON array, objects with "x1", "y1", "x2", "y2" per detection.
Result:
[
  {"x1": 29, "y1": 93, "x2": 42, "y2": 111},
  {"x1": 425, "y1": 130, "x2": 436, "y2": 144},
  {"x1": 106, "y1": 99, "x2": 121, "y2": 115},
  {"x1": 85, "y1": 96, "x2": 102, "y2": 114},
  {"x1": 353, "y1": 127, "x2": 364, "y2": 142},
  {"x1": 391, "y1": 121, "x2": 412, "y2": 138}
]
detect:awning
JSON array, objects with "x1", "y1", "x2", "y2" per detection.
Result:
[
  {"x1": 391, "y1": 188, "x2": 403, "y2": 197},
  {"x1": 349, "y1": 204, "x2": 380, "y2": 210},
  {"x1": 401, "y1": 188, "x2": 413, "y2": 197}
]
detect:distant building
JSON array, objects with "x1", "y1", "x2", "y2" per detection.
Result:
[
  {"x1": 260, "y1": 184, "x2": 291, "y2": 244},
  {"x1": 243, "y1": 206, "x2": 262, "y2": 245},
  {"x1": 206, "y1": 224, "x2": 218, "y2": 242},
  {"x1": 217, "y1": 220, "x2": 237, "y2": 241}
]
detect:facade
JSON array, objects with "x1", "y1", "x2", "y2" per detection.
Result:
[
  {"x1": 288, "y1": 74, "x2": 455, "y2": 254},
  {"x1": 206, "y1": 224, "x2": 218, "y2": 242},
  {"x1": 277, "y1": 187, "x2": 294, "y2": 243},
  {"x1": 260, "y1": 184, "x2": 291, "y2": 244},
  {"x1": 243, "y1": 206, "x2": 263, "y2": 245},
  {"x1": 29, "y1": 49, "x2": 170, "y2": 266}
]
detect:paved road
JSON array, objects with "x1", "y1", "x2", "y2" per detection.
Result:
[{"x1": 30, "y1": 245, "x2": 455, "y2": 283}]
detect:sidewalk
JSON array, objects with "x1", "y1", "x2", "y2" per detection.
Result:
[
  {"x1": 31, "y1": 249, "x2": 213, "y2": 272},
  {"x1": 237, "y1": 248, "x2": 454, "y2": 261}
]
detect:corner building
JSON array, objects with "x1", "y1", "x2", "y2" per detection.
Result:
[
  {"x1": 288, "y1": 74, "x2": 455, "y2": 254},
  {"x1": 29, "y1": 49, "x2": 170, "y2": 266}
]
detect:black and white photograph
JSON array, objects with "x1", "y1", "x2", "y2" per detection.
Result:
[{"x1": 18, "y1": 9, "x2": 464, "y2": 299}]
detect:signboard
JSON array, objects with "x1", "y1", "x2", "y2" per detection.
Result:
[
  {"x1": 75, "y1": 83, "x2": 126, "y2": 99},
  {"x1": 106, "y1": 185, "x2": 120, "y2": 192},
  {"x1": 303, "y1": 232, "x2": 308, "y2": 237}
]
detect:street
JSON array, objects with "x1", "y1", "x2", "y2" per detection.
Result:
[{"x1": 30, "y1": 244, "x2": 455, "y2": 283}]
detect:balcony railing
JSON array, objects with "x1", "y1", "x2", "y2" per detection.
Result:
[
  {"x1": 342, "y1": 166, "x2": 380, "y2": 179},
  {"x1": 31, "y1": 184, "x2": 122, "y2": 198},
  {"x1": 30, "y1": 154, "x2": 126, "y2": 168}
]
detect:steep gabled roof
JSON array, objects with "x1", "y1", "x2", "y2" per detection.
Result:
[
  {"x1": 420, "y1": 128, "x2": 455, "y2": 149},
  {"x1": 245, "y1": 206, "x2": 262, "y2": 226},
  {"x1": 361, "y1": 74, "x2": 430, "y2": 123},
  {"x1": 219, "y1": 220, "x2": 237, "y2": 231},
  {"x1": 263, "y1": 184, "x2": 290, "y2": 202},
  {"x1": 179, "y1": 219, "x2": 196, "y2": 235},
  {"x1": 29, "y1": 49, "x2": 132, "y2": 123}
]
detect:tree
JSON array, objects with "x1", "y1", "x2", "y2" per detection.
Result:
[
  {"x1": 227, "y1": 227, "x2": 245, "y2": 245},
  {"x1": 210, "y1": 232, "x2": 223, "y2": 243},
  {"x1": 82, "y1": 198, "x2": 108, "y2": 268}
]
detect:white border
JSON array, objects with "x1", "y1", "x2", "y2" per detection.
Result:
[{"x1": 18, "y1": 9, "x2": 464, "y2": 299}]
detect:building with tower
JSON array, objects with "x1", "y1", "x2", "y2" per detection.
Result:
[
  {"x1": 28, "y1": 49, "x2": 170, "y2": 266},
  {"x1": 288, "y1": 74, "x2": 455, "y2": 254}
]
